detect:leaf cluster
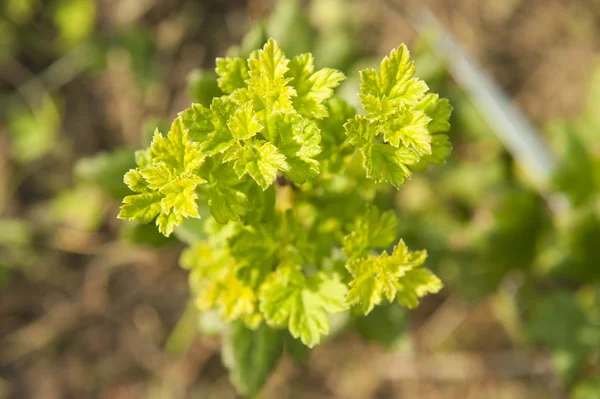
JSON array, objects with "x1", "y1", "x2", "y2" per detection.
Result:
[{"x1": 118, "y1": 38, "x2": 451, "y2": 360}]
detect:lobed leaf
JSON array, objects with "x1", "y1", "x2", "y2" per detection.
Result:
[
  {"x1": 232, "y1": 141, "x2": 289, "y2": 190},
  {"x1": 227, "y1": 102, "x2": 262, "y2": 140},
  {"x1": 259, "y1": 265, "x2": 348, "y2": 347},
  {"x1": 345, "y1": 44, "x2": 451, "y2": 188},
  {"x1": 345, "y1": 240, "x2": 441, "y2": 314},
  {"x1": 216, "y1": 57, "x2": 249, "y2": 94},
  {"x1": 287, "y1": 53, "x2": 345, "y2": 119},
  {"x1": 118, "y1": 118, "x2": 207, "y2": 236},
  {"x1": 343, "y1": 205, "x2": 399, "y2": 259}
]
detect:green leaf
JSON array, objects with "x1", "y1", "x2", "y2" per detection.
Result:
[
  {"x1": 317, "y1": 97, "x2": 356, "y2": 151},
  {"x1": 344, "y1": 115, "x2": 376, "y2": 147},
  {"x1": 179, "y1": 103, "x2": 215, "y2": 142},
  {"x1": 119, "y1": 118, "x2": 207, "y2": 236},
  {"x1": 215, "y1": 57, "x2": 249, "y2": 94},
  {"x1": 414, "y1": 93, "x2": 452, "y2": 133},
  {"x1": 382, "y1": 108, "x2": 431, "y2": 154},
  {"x1": 150, "y1": 118, "x2": 204, "y2": 172},
  {"x1": 229, "y1": 223, "x2": 277, "y2": 286},
  {"x1": 345, "y1": 111, "x2": 429, "y2": 188},
  {"x1": 346, "y1": 240, "x2": 441, "y2": 314},
  {"x1": 346, "y1": 44, "x2": 451, "y2": 185},
  {"x1": 243, "y1": 182, "x2": 276, "y2": 224},
  {"x1": 139, "y1": 163, "x2": 174, "y2": 190},
  {"x1": 287, "y1": 53, "x2": 345, "y2": 118},
  {"x1": 159, "y1": 178, "x2": 200, "y2": 218},
  {"x1": 358, "y1": 93, "x2": 396, "y2": 120},
  {"x1": 408, "y1": 93, "x2": 452, "y2": 170},
  {"x1": 222, "y1": 321, "x2": 284, "y2": 397},
  {"x1": 246, "y1": 39, "x2": 296, "y2": 111},
  {"x1": 345, "y1": 260, "x2": 382, "y2": 316},
  {"x1": 183, "y1": 241, "x2": 260, "y2": 324},
  {"x1": 394, "y1": 268, "x2": 442, "y2": 308},
  {"x1": 123, "y1": 168, "x2": 150, "y2": 192},
  {"x1": 156, "y1": 211, "x2": 183, "y2": 237},
  {"x1": 363, "y1": 143, "x2": 418, "y2": 189},
  {"x1": 180, "y1": 99, "x2": 236, "y2": 156},
  {"x1": 360, "y1": 44, "x2": 427, "y2": 102},
  {"x1": 260, "y1": 265, "x2": 348, "y2": 347},
  {"x1": 227, "y1": 102, "x2": 262, "y2": 140},
  {"x1": 119, "y1": 192, "x2": 162, "y2": 224},
  {"x1": 269, "y1": 111, "x2": 321, "y2": 183},
  {"x1": 248, "y1": 38, "x2": 290, "y2": 84},
  {"x1": 233, "y1": 141, "x2": 288, "y2": 190},
  {"x1": 209, "y1": 184, "x2": 247, "y2": 224},
  {"x1": 343, "y1": 205, "x2": 398, "y2": 258},
  {"x1": 419, "y1": 134, "x2": 452, "y2": 167},
  {"x1": 207, "y1": 163, "x2": 248, "y2": 224}
]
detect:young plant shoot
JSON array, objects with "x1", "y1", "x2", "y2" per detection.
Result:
[{"x1": 118, "y1": 38, "x2": 452, "y2": 395}]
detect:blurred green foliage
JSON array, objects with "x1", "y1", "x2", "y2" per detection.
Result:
[
  {"x1": 50, "y1": 184, "x2": 105, "y2": 231},
  {"x1": 6, "y1": 96, "x2": 61, "y2": 164},
  {"x1": 2, "y1": 0, "x2": 600, "y2": 396},
  {"x1": 0, "y1": 219, "x2": 36, "y2": 281},
  {"x1": 53, "y1": 0, "x2": 96, "y2": 49},
  {"x1": 106, "y1": 26, "x2": 158, "y2": 91},
  {"x1": 75, "y1": 149, "x2": 136, "y2": 200}
]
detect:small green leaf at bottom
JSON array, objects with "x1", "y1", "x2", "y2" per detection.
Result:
[{"x1": 222, "y1": 321, "x2": 284, "y2": 397}]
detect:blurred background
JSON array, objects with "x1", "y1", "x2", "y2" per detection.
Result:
[{"x1": 1, "y1": 0, "x2": 600, "y2": 398}]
